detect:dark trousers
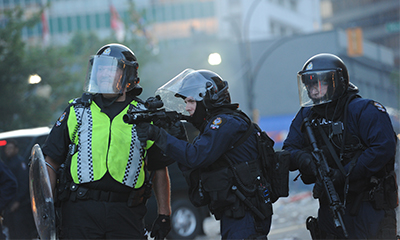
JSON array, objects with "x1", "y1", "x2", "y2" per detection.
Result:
[
  {"x1": 60, "y1": 199, "x2": 147, "y2": 239},
  {"x1": 220, "y1": 211, "x2": 271, "y2": 239},
  {"x1": 318, "y1": 201, "x2": 396, "y2": 239}
]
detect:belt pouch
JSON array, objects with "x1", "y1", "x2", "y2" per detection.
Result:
[
  {"x1": 201, "y1": 168, "x2": 236, "y2": 211},
  {"x1": 127, "y1": 188, "x2": 145, "y2": 207},
  {"x1": 183, "y1": 169, "x2": 210, "y2": 207}
]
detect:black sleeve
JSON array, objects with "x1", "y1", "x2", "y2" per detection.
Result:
[
  {"x1": 146, "y1": 145, "x2": 175, "y2": 171},
  {"x1": 41, "y1": 107, "x2": 71, "y2": 164}
]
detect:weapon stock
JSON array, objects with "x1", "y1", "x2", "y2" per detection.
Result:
[
  {"x1": 123, "y1": 95, "x2": 189, "y2": 126},
  {"x1": 123, "y1": 108, "x2": 189, "y2": 125},
  {"x1": 303, "y1": 118, "x2": 348, "y2": 238}
]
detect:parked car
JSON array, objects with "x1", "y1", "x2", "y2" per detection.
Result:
[
  {"x1": 0, "y1": 123, "x2": 210, "y2": 240},
  {"x1": 0, "y1": 126, "x2": 51, "y2": 163}
]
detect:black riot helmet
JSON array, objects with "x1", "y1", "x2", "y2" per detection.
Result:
[
  {"x1": 84, "y1": 43, "x2": 140, "y2": 94},
  {"x1": 197, "y1": 69, "x2": 231, "y2": 109},
  {"x1": 155, "y1": 69, "x2": 231, "y2": 115},
  {"x1": 297, "y1": 53, "x2": 349, "y2": 107}
]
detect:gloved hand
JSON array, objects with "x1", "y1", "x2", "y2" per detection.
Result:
[
  {"x1": 296, "y1": 151, "x2": 317, "y2": 184},
  {"x1": 312, "y1": 179, "x2": 324, "y2": 199},
  {"x1": 328, "y1": 168, "x2": 345, "y2": 189},
  {"x1": 165, "y1": 121, "x2": 187, "y2": 141},
  {"x1": 312, "y1": 168, "x2": 345, "y2": 200},
  {"x1": 136, "y1": 122, "x2": 161, "y2": 146},
  {"x1": 151, "y1": 214, "x2": 171, "y2": 239},
  {"x1": 136, "y1": 122, "x2": 168, "y2": 151}
]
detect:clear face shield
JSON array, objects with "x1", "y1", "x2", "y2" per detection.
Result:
[
  {"x1": 297, "y1": 70, "x2": 338, "y2": 107},
  {"x1": 84, "y1": 55, "x2": 125, "y2": 94},
  {"x1": 155, "y1": 68, "x2": 213, "y2": 116}
]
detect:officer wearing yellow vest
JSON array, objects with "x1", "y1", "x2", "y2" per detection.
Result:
[{"x1": 42, "y1": 43, "x2": 172, "y2": 239}]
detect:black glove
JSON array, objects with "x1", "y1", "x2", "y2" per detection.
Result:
[
  {"x1": 312, "y1": 168, "x2": 345, "y2": 200},
  {"x1": 136, "y1": 122, "x2": 169, "y2": 151},
  {"x1": 296, "y1": 151, "x2": 317, "y2": 184},
  {"x1": 312, "y1": 179, "x2": 324, "y2": 199},
  {"x1": 136, "y1": 122, "x2": 160, "y2": 146},
  {"x1": 151, "y1": 214, "x2": 171, "y2": 239},
  {"x1": 165, "y1": 121, "x2": 187, "y2": 141},
  {"x1": 328, "y1": 168, "x2": 345, "y2": 189}
]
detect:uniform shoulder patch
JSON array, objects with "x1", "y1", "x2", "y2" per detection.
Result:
[
  {"x1": 371, "y1": 101, "x2": 386, "y2": 113},
  {"x1": 209, "y1": 117, "x2": 226, "y2": 130},
  {"x1": 56, "y1": 112, "x2": 67, "y2": 127}
]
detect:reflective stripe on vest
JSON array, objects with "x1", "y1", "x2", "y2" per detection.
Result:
[{"x1": 67, "y1": 99, "x2": 150, "y2": 188}]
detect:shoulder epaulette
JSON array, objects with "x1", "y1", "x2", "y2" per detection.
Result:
[{"x1": 69, "y1": 93, "x2": 95, "y2": 108}]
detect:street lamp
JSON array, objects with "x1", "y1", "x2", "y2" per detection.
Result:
[
  {"x1": 28, "y1": 74, "x2": 42, "y2": 84},
  {"x1": 208, "y1": 53, "x2": 222, "y2": 66},
  {"x1": 225, "y1": 0, "x2": 261, "y2": 120},
  {"x1": 25, "y1": 74, "x2": 51, "y2": 99}
]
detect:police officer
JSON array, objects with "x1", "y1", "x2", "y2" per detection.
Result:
[
  {"x1": 0, "y1": 159, "x2": 17, "y2": 240},
  {"x1": 136, "y1": 69, "x2": 272, "y2": 239},
  {"x1": 3, "y1": 140, "x2": 36, "y2": 239},
  {"x1": 283, "y1": 53, "x2": 397, "y2": 239},
  {"x1": 42, "y1": 43, "x2": 172, "y2": 239}
]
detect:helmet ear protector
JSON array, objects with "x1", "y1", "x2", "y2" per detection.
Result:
[
  {"x1": 202, "y1": 80, "x2": 229, "y2": 109},
  {"x1": 204, "y1": 80, "x2": 229, "y2": 102},
  {"x1": 337, "y1": 68, "x2": 346, "y2": 94}
]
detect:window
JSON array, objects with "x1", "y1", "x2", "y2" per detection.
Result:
[
  {"x1": 270, "y1": 20, "x2": 275, "y2": 34},
  {"x1": 289, "y1": 0, "x2": 297, "y2": 11},
  {"x1": 86, "y1": 15, "x2": 91, "y2": 30},
  {"x1": 95, "y1": 14, "x2": 101, "y2": 29},
  {"x1": 66, "y1": 16, "x2": 73, "y2": 32},
  {"x1": 76, "y1": 15, "x2": 82, "y2": 31},
  {"x1": 57, "y1": 17, "x2": 63, "y2": 33},
  {"x1": 280, "y1": 26, "x2": 286, "y2": 35}
]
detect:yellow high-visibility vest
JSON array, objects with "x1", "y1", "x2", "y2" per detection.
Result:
[{"x1": 67, "y1": 99, "x2": 151, "y2": 188}]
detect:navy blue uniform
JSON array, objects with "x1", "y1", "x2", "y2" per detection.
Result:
[
  {"x1": 3, "y1": 151, "x2": 37, "y2": 239},
  {"x1": 163, "y1": 113, "x2": 272, "y2": 239},
  {"x1": 283, "y1": 97, "x2": 397, "y2": 239},
  {"x1": 0, "y1": 160, "x2": 17, "y2": 240},
  {"x1": 0, "y1": 160, "x2": 17, "y2": 211}
]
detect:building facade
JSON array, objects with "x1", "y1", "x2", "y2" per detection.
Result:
[
  {"x1": 1, "y1": 0, "x2": 320, "y2": 48},
  {"x1": 321, "y1": 0, "x2": 400, "y2": 66}
]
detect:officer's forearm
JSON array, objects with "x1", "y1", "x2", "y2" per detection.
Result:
[
  {"x1": 45, "y1": 156, "x2": 60, "y2": 196},
  {"x1": 153, "y1": 167, "x2": 171, "y2": 216}
]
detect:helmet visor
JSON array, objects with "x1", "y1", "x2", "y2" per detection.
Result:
[
  {"x1": 297, "y1": 70, "x2": 338, "y2": 107},
  {"x1": 84, "y1": 55, "x2": 125, "y2": 94},
  {"x1": 155, "y1": 69, "x2": 213, "y2": 115}
]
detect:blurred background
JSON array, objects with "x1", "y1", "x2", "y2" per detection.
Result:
[
  {"x1": 0, "y1": 0, "x2": 398, "y2": 139},
  {"x1": 0, "y1": 0, "x2": 399, "y2": 239}
]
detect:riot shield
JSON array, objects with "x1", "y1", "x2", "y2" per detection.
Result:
[{"x1": 29, "y1": 144, "x2": 56, "y2": 240}]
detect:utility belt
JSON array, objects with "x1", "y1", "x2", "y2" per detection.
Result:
[
  {"x1": 347, "y1": 171, "x2": 398, "y2": 213},
  {"x1": 184, "y1": 159, "x2": 273, "y2": 220},
  {"x1": 56, "y1": 159, "x2": 153, "y2": 208},
  {"x1": 59, "y1": 182, "x2": 148, "y2": 207}
]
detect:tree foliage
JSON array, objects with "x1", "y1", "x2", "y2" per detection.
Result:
[
  {"x1": 0, "y1": 4, "x2": 157, "y2": 132},
  {"x1": 0, "y1": 7, "x2": 68, "y2": 131}
]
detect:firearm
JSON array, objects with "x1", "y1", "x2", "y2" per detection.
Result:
[
  {"x1": 123, "y1": 95, "x2": 189, "y2": 126},
  {"x1": 303, "y1": 118, "x2": 348, "y2": 238}
]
